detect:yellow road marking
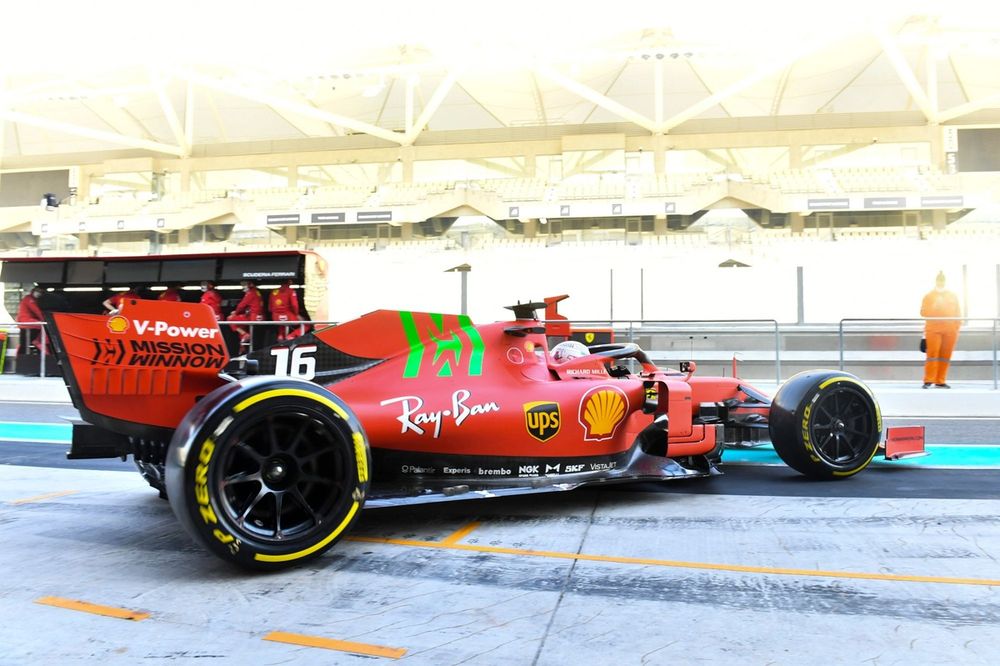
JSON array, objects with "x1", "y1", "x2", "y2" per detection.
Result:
[
  {"x1": 35, "y1": 596, "x2": 150, "y2": 621},
  {"x1": 347, "y1": 536, "x2": 1000, "y2": 588},
  {"x1": 440, "y1": 521, "x2": 480, "y2": 545},
  {"x1": 9, "y1": 490, "x2": 78, "y2": 505},
  {"x1": 263, "y1": 631, "x2": 406, "y2": 659}
]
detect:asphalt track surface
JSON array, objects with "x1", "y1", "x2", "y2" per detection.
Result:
[
  {"x1": 1, "y1": 402, "x2": 997, "y2": 501},
  {"x1": 3, "y1": 405, "x2": 1000, "y2": 664}
]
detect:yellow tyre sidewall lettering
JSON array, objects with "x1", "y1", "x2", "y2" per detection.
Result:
[
  {"x1": 801, "y1": 402, "x2": 817, "y2": 461},
  {"x1": 353, "y1": 432, "x2": 369, "y2": 483},
  {"x1": 192, "y1": 436, "x2": 239, "y2": 550},
  {"x1": 190, "y1": 383, "x2": 367, "y2": 567}
]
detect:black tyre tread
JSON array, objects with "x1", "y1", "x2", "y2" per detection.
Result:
[
  {"x1": 769, "y1": 371, "x2": 882, "y2": 480},
  {"x1": 165, "y1": 377, "x2": 369, "y2": 570}
]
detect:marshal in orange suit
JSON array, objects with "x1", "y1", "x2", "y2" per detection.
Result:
[{"x1": 920, "y1": 272, "x2": 961, "y2": 388}]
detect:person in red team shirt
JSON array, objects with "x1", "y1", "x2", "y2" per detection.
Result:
[
  {"x1": 158, "y1": 284, "x2": 182, "y2": 302},
  {"x1": 199, "y1": 280, "x2": 223, "y2": 320},
  {"x1": 102, "y1": 286, "x2": 140, "y2": 314},
  {"x1": 16, "y1": 285, "x2": 46, "y2": 354},
  {"x1": 269, "y1": 279, "x2": 305, "y2": 341},
  {"x1": 229, "y1": 280, "x2": 264, "y2": 345}
]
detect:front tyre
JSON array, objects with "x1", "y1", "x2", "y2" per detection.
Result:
[
  {"x1": 166, "y1": 377, "x2": 370, "y2": 570},
  {"x1": 768, "y1": 371, "x2": 882, "y2": 479}
]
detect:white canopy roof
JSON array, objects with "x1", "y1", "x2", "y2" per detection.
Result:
[{"x1": 2, "y1": 1, "x2": 999, "y2": 168}]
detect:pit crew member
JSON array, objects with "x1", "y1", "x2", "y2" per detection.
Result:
[
  {"x1": 199, "y1": 281, "x2": 223, "y2": 320},
  {"x1": 229, "y1": 280, "x2": 264, "y2": 345},
  {"x1": 269, "y1": 279, "x2": 305, "y2": 341}
]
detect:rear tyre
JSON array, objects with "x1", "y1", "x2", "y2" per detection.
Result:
[
  {"x1": 768, "y1": 371, "x2": 882, "y2": 479},
  {"x1": 166, "y1": 377, "x2": 370, "y2": 570}
]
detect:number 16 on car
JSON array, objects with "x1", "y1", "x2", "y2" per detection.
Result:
[{"x1": 270, "y1": 345, "x2": 317, "y2": 380}]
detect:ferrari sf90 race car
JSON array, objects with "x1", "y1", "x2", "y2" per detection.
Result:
[{"x1": 47, "y1": 298, "x2": 896, "y2": 570}]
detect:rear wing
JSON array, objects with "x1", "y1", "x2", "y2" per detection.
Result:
[{"x1": 47, "y1": 299, "x2": 229, "y2": 438}]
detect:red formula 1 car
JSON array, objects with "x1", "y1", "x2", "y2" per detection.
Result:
[{"x1": 48, "y1": 298, "x2": 899, "y2": 570}]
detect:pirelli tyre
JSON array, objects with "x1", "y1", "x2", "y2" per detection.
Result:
[
  {"x1": 768, "y1": 370, "x2": 882, "y2": 479},
  {"x1": 165, "y1": 376, "x2": 370, "y2": 571}
]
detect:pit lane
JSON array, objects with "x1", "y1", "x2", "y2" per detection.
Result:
[{"x1": 2, "y1": 408, "x2": 1000, "y2": 664}]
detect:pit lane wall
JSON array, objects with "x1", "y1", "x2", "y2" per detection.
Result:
[{"x1": 0, "y1": 250, "x2": 326, "y2": 375}]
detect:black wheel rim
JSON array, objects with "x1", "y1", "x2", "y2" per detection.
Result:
[
  {"x1": 215, "y1": 406, "x2": 352, "y2": 544},
  {"x1": 808, "y1": 386, "x2": 875, "y2": 468}
]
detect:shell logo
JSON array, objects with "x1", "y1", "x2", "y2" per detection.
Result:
[
  {"x1": 106, "y1": 315, "x2": 130, "y2": 334},
  {"x1": 578, "y1": 385, "x2": 629, "y2": 441}
]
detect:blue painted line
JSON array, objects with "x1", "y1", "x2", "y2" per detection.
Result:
[
  {"x1": 723, "y1": 444, "x2": 1000, "y2": 468},
  {"x1": 2, "y1": 421, "x2": 999, "y2": 468},
  {"x1": 0, "y1": 422, "x2": 72, "y2": 443}
]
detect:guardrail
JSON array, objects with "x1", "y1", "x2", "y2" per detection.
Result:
[
  {"x1": 4, "y1": 321, "x2": 51, "y2": 376},
  {"x1": 5, "y1": 316, "x2": 1000, "y2": 389},
  {"x1": 560, "y1": 318, "x2": 783, "y2": 384},
  {"x1": 559, "y1": 317, "x2": 1000, "y2": 388},
  {"x1": 837, "y1": 317, "x2": 998, "y2": 389},
  {"x1": 226, "y1": 319, "x2": 332, "y2": 353}
]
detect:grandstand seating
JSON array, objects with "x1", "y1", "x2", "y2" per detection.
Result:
[
  {"x1": 303, "y1": 185, "x2": 373, "y2": 209},
  {"x1": 477, "y1": 178, "x2": 548, "y2": 202},
  {"x1": 640, "y1": 173, "x2": 710, "y2": 197},
  {"x1": 2, "y1": 164, "x2": 981, "y2": 245}
]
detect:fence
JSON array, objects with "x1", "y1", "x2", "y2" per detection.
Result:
[
  {"x1": 4, "y1": 316, "x2": 998, "y2": 388},
  {"x1": 552, "y1": 317, "x2": 996, "y2": 387},
  {"x1": 562, "y1": 319, "x2": 784, "y2": 384},
  {"x1": 836, "y1": 318, "x2": 997, "y2": 388}
]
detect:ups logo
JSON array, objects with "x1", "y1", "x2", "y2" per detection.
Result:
[{"x1": 524, "y1": 401, "x2": 561, "y2": 442}]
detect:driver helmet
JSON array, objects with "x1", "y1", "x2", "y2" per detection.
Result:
[{"x1": 551, "y1": 340, "x2": 589, "y2": 363}]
